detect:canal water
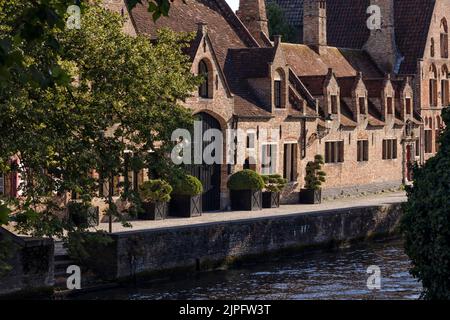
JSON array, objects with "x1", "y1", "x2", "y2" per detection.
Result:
[{"x1": 74, "y1": 238, "x2": 422, "y2": 300}]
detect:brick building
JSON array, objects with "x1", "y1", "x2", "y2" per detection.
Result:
[
  {"x1": 268, "y1": 0, "x2": 449, "y2": 161},
  {"x1": 97, "y1": 0, "x2": 424, "y2": 212}
]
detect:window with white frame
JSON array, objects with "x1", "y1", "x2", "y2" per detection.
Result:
[{"x1": 261, "y1": 144, "x2": 277, "y2": 175}]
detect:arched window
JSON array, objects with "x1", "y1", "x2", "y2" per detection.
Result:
[
  {"x1": 431, "y1": 38, "x2": 435, "y2": 57},
  {"x1": 198, "y1": 59, "x2": 212, "y2": 98},
  {"x1": 442, "y1": 65, "x2": 449, "y2": 106},
  {"x1": 274, "y1": 69, "x2": 285, "y2": 108},
  {"x1": 429, "y1": 64, "x2": 438, "y2": 106},
  {"x1": 441, "y1": 18, "x2": 449, "y2": 58}
]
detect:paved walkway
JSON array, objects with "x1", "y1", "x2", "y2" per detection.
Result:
[{"x1": 96, "y1": 191, "x2": 407, "y2": 234}]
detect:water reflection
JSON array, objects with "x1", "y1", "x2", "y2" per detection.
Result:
[{"x1": 75, "y1": 238, "x2": 422, "y2": 300}]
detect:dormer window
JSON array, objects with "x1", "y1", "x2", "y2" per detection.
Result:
[
  {"x1": 331, "y1": 95, "x2": 338, "y2": 114},
  {"x1": 358, "y1": 97, "x2": 366, "y2": 114},
  {"x1": 406, "y1": 98, "x2": 412, "y2": 115},
  {"x1": 274, "y1": 80, "x2": 282, "y2": 108},
  {"x1": 387, "y1": 97, "x2": 393, "y2": 115},
  {"x1": 274, "y1": 69, "x2": 285, "y2": 109},
  {"x1": 198, "y1": 59, "x2": 212, "y2": 98}
]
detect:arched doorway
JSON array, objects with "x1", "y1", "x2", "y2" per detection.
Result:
[{"x1": 188, "y1": 112, "x2": 222, "y2": 211}]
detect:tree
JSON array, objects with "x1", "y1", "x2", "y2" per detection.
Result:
[
  {"x1": 0, "y1": 0, "x2": 179, "y2": 89},
  {"x1": 0, "y1": 3, "x2": 199, "y2": 238},
  {"x1": 304, "y1": 155, "x2": 326, "y2": 190},
  {"x1": 401, "y1": 107, "x2": 450, "y2": 300},
  {"x1": 266, "y1": 2, "x2": 296, "y2": 43}
]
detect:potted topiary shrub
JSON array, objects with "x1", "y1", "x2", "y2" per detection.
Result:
[
  {"x1": 227, "y1": 169, "x2": 264, "y2": 211},
  {"x1": 300, "y1": 155, "x2": 326, "y2": 204},
  {"x1": 262, "y1": 174, "x2": 288, "y2": 208},
  {"x1": 68, "y1": 201, "x2": 99, "y2": 228},
  {"x1": 170, "y1": 175, "x2": 203, "y2": 218},
  {"x1": 138, "y1": 179, "x2": 172, "y2": 220}
]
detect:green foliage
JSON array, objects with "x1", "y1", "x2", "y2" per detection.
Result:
[
  {"x1": 227, "y1": 170, "x2": 265, "y2": 191},
  {"x1": 171, "y1": 174, "x2": 203, "y2": 196},
  {"x1": 0, "y1": 4, "x2": 198, "y2": 237},
  {"x1": 0, "y1": 200, "x2": 10, "y2": 225},
  {"x1": 262, "y1": 174, "x2": 288, "y2": 193},
  {"x1": 304, "y1": 155, "x2": 326, "y2": 190},
  {"x1": 139, "y1": 180, "x2": 172, "y2": 203},
  {"x1": 401, "y1": 108, "x2": 450, "y2": 300},
  {"x1": 266, "y1": 2, "x2": 296, "y2": 43},
  {"x1": 0, "y1": 0, "x2": 176, "y2": 87}
]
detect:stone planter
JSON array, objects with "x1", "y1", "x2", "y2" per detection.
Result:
[
  {"x1": 170, "y1": 194, "x2": 202, "y2": 218},
  {"x1": 299, "y1": 189, "x2": 322, "y2": 204},
  {"x1": 138, "y1": 201, "x2": 168, "y2": 220},
  {"x1": 230, "y1": 189, "x2": 262, "y2": 211},
  {"x1": 262, "y1": 191, "x2": 281, "y2": 208}
]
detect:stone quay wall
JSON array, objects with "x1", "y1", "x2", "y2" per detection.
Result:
[{"x1": 94, "y1": 203, "x2": 403, "y2": 280}]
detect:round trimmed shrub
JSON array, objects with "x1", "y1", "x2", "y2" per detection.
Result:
[
  {"x1": 139, "y1": 179, "x2": 172, "y2": 203},
  {"x1": 227, "y1": 169, "x2": 264, "y2": 191},
  {"x1": 172, "y1": 175, "x2": 203, "y2": 196},
  {"x1": 262, "y1": 174, "x2": 288, "y2": 193}
]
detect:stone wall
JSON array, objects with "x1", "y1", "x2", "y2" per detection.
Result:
[
  {"x1": 0, "y1": 229, "x2": 54, "y2": 296},
  {"x1": 95, "y1": 203, "x2": 403, "y2": 280}
]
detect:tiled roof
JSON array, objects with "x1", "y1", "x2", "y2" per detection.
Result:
[
  {"x1": 129, "y1": 0, "x2": 259, "y2": 70},
  {"x1": 337, "y1": 77, "x2": 357, "y2": 97},
  {"x1": 299, "y1": 75, "x2": 326, "y2": 96},
  {"x1": 226, "y1": 47, "x2": 276, "y2": 79},
  {"x1": 394, "y1": 0, "x2": 436, "y2": 74},
  {"x1": 281, "y1": 44, "x2": 382, "y2": 78},
  {"x1": 364, "y1": 79, "x2": 385, "y2": 98},
  {"x1": 340, "y1": 99, "x2": 357, "y2": 127},
  {"x1": 267, "y1": 0, "x2": 436, "y2": 75}
]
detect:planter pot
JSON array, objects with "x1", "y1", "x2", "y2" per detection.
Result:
[
  {"x1": 299, "y1": 189, "x2": 322, "y2": 204},
  {"x1": 230, "y1": 189, "x2": 262, "y2": 211},
  {"x1": 69, "y1": 205, "x2": 99, "y2": 228},
  {"x1": 262, "y1": 192, "x2": 281, "y2": 208},
  {"x1": 138, "y1": 201, "x2": 168, "y2": 220},
  {"x1": 170, "y1": 194, "x2": 202, "y2": 218}
]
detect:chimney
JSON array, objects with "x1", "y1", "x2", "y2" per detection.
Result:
[
  {"x1": 237, "y1": 0, "x2": 269, "y2": 45},
  {"x1": 273, "y1": 35, "x2": 282, "y2": 47},
  {"x1": 303, "y1": 0, "x2": 327, "y2": 53},
  {"x1": 363, "y1": 0, "x2": 402, "y2": 74}
]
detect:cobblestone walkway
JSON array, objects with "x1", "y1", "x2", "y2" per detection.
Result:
[{"x1": 95, "y1": 191, "x2": 407, "y2": 234}]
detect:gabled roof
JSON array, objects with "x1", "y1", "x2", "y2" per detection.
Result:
[
  {"x1": 129, "y1": 0, "x2": 259, "y2": 70},
  {"x1": 364, "y1": 79, "x2": 386, "y2": 98},
  {"x1": 267, "y1": 0, "x2": 437, "y2": 75},
  {"x1": 226, "y1": 47, "x2": 276, "y2": 79},
  {"x1": 281, "y1": 44, "x2": 382, "y2": 78},
  {"x1": 337, "y1": 77, "x2": 357, "y2": 97}
]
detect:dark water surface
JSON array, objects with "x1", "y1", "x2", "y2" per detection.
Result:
[{"x1": 74, "y1": 238, "x2": 422, "y2": 300}]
